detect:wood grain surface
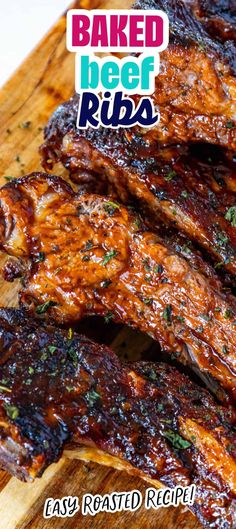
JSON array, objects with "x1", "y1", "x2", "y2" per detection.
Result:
[{"x1": 0, "y1": 2, "x2": 202, "y2": 528}]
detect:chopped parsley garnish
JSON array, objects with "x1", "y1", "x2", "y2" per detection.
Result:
[
  {"x1": 224, "y1": 309, "x2": 233, "y2": 320},
  {"x1": 198, "y1": 40, "x2": 206, "y2": 51},
  {"x1": 0, "y1": 385, "x2": 11, "y2": 393},
  {"x1": 82, "y1": 255, "x2": 90, "y2": 262},
  {"x1": 36, "y1": 252, "x2": 45, "y2": 262},
  {"x1": 36, "y1": 300, "x2": 57, "y2": 314},
  {"x1": 21, "y1": 121, "x2": 31, "y2": 129},
  {"x1": 84, "y1": 240, "x2": 94, "y2": 251},
  {"x1": 143, "y1": 258, "x2": 151, "y2": 272},
  {"x1": 68, "y1": 328, "x2": 73, "y2": 340},
  {"x1": 226, "y1": 121, "x2": 234, "y2": 129},
  {"x1": 104, "y1": 312, "x2": 114, "y2": 324},
  {"x1": 67, "y1": 348, "x2": 78, "y2": 364},
  {"x1": 163, "y1": 430, "x2": 191, "y2": 450},
  {"x1": 4, "y1": 176, "x2": 14, "y2": 181},
  {"x1": 104, "y1": 201, "x2": 120, "y2": 215},
  {"x1": 148, "y1": 369, "x2": 157, "y2": 381},
  {"x1": 154, "y1": 264, "x2": 163, "y2": 274},
  {"x1": 86, "y1": 389, "x2": 100, "y2": 407},
  {"x1": 4, "y1": 403, "x2": 19, "y2": 420},
  {"x1": 101, "y1": 279, "x2": 112, "y2": 288},
  {"x1": 48, "y1": 345, "x2": 57, "y2": 354},
  {"x1": 164, "y1": 170, "x2": 177, "y2": 182},
  {"x1": 40, "y1": 352, "x2": 48, "y2": 361},
  {"x1": 222, "y1": 345, "x2": 228, "y2": 354},
  {"x1": 181, "y1": 190, "x2": 189, "y2": 199},
  {"x1": 225, "y1": 206, "x2": 236, "y2": 227},
  {"x1": 66, "y1": 386, "x2": 74, "y2": 393},
  {"x1": 143, "y1": 297, "x2": 153, "y2": 305},
  {"x1": 28, "y1": 367, "x2": 34, "y2": 375},
  {"x1": 101, "y1": 249, "x2": 118, "y2": 266},
  {"x1": 163, "y1": 304, "x2": 172, "y2": 324},
  {"x1": 216, "y1": 230, "x2": 228, "y2": 247},
  {"x1": 200, "y1": 313, "x2": 211, "y2": 322}
]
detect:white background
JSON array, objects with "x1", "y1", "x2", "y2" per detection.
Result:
[{"x1": 0, "y1": 1, "x2": 71, "y2": 87}]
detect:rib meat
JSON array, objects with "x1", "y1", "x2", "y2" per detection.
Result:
[
  {"x1": 0, "y1": 173, "x2": 236, "y2": 403},
  {"x1": 40, "y1": 97, "x2": 236, "y2": 276},
  {"x1": 134, "y1": 0, "x2": 236, "y2": 148},
  {"x1": 0, "y1": 308, "x2": 235, "y2": 529},
  {"x1": 184, "y1": 0, "x2": 236, "y2": 43}
]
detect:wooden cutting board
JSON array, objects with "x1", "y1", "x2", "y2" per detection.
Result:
[{"x1": 0, "y1": 3, "x2": 201, "y2": 528}]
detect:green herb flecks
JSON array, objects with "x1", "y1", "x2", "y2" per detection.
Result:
[
  {"x1": 103, "y1": 201, "x2": 120, "y2": 215},
  {"x1": 36, "y1": 300, "x2": 57, "y2": 314},
  {"x1": 164, "y1": 170, "x2": 177, "y2": 182},
  {"x1": 163, "y1": 304, "x2": 172, "y2": 325},
  {"x1": 101, "y1": 279, "x2": 112, "y2": 288},
  {"x1": 163, "y1": 430, "x2": 191, "y2": 450},
  {"x1": 200, "y1": 313, "x2": 211, "y2": 322},
  {"x1": 101, "y1": 249, "x2": 118, "y2": 266},
  {"x1": 86, "y1": 389, "x2": 100, "y2": 407},
  {"x1": 143, "y1": 258, "x2": 151, "y2": 272},
  {"x1": 68, "y1": 328, "x2": 73, "y2": 340},
  {"x1": 48, "y1": 345, "x2": 57, "y2": 354},
  {"x1": 224, "y1": 309, "x2": 233, "y2": 320},
  {"x1": 40, "y1": 352, "x2": 48, "y2": 362},
  {"x1": 0, "y1": 385, "x2": 12, "y2": 393},
  {"x1": 67, "y1": 348, "x2": 78, "y2": 365},
  {"x1": 148, "y1": 369, "x2": 157, "y2": 381},
  {"x1": 225, "y1": 206, "x2": 236, "y2": 227},
  {"x1": 154, "y1": 264, "x2": 164, "y2": 274},
  {"x1": 4, "y1": 403, "x2": 19, "y2": 420},
  {"x1": 20, "y1": 121, "x2": 31, "y2": 129},
  {"x1": 226, "y1": 121, "x2": 234, "y2": 129},
  {"x1": 36, "y1": 252, "x2": 45, "y2": 263},
  {"x1": 104, "y1": 312, "x2": 114, "y2": 324},
  {"x1": 215, "y1": 230, "x2": 228, "y2": 248}
]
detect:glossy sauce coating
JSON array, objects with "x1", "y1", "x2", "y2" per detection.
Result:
[
  {"x1": 135, "y1": 0, "x2": 236, "y2": 148},
  {"x1": 0, "y1": 174, "x2": 236, "y2": 403},
  {"x1": 40, "y1": 95, "x2": 236, "y2": 277},
  {"x1": 0, "y1": 308, "x2": 235, "y2": 529}
]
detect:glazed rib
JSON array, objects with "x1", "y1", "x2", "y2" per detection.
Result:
[
  {"x1": 0, "y1": 308, "x2": 235, "y2": 529},
  {"x1": 134, "y1": 0, "x2": 236, "y2": 148},
  {"x1": 0, "y1": 173, "x2": 236, "y2": 403},
  {"x1": 40, "y1": 97, "x2": 236, "y2": 276},
  {"x1": 184, "y1": 0, "x2": 236, "y2": 43}
]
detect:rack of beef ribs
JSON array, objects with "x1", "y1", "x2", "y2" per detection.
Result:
[
  {"x1": 40, "y1": 96, "x2": 236, "y2": 277},
  {"x1": 0, "y1": 173, "x2": 235, "y2": 404},
  {"x1": 0, "y1": 307, "x2": 235, "y2": 529}
]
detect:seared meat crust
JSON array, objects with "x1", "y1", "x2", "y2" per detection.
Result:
[
  {"x1": 40, "y1": 95, "x2": 236, "y2": 276},
  {"x1": 0, "y1": 308, "x2": 235, "y2": 529},
  {"x1": 0, "y1": 173, "x2": 236, "y2": 403},
  {"x1": 133, "y1": 0, "x2": 236, "y2": 148},
  {"x1": 185, "y1": 0, "x2": 236, "y2": 43}
]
